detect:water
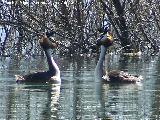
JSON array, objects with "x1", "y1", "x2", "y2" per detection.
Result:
[{"x1": 0, "y1": 54, "x2": 160, "y2": 120}]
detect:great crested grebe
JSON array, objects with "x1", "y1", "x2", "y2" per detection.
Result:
[
  {"x1": 95, "y1": 30, "x2": 142, "y2": 83},
  {"x1": 15, "y1": 34, "x2": 61, "y2": 83}
]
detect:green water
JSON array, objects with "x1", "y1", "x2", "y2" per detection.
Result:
[{"x1": 0, "y1": 54, "x2": 160, "y2": 120}]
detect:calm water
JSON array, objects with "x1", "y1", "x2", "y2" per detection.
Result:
[{"x1": 0, "y1": 54, "x2": 160, "y2": 120}]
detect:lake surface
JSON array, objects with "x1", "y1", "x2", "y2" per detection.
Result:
[{"x1": 0, "y1": 54, "x2": 160, "y2": 120}]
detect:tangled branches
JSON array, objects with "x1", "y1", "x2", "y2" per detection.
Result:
[{"x1": 0, "y1": 0, "x2": 159, "y2": 56}]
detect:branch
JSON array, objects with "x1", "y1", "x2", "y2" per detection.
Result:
[{"x1": 98, "y1": 0, "x2": 113, "y2": 15}]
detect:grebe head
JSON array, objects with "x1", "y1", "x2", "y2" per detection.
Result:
[
  {"x1": 96, "y1": 31, "x2": 113, "y2": 48},
  {"x1": 39, "y1": 35, "x2": 58, "y2": 49}
]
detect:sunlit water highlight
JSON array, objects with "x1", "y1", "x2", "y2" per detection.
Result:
[{"x1": 0, "y1": 54, "x2": 160, "y2": 120}]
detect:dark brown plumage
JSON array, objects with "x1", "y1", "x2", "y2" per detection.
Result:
[{"x1": 103, "y1": 70, "x2": 142, "y2": 83}]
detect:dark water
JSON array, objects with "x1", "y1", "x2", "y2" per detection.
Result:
[{"x1": 0, "y1": 54, "x2": 160, "y2": 120}]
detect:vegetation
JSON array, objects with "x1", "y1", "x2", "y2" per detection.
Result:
[{"x1": 0, "y1": 0, "x2": 159, "y2": 56}]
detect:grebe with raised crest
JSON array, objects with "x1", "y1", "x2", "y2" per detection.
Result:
[
  {"x1": 15, "y1": 34, "x2": 61, "y2": 83},
  {"x1": 95, "y1": 30, "x2": 142, "y2": 83}
]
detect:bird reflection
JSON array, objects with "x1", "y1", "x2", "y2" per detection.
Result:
[{"x1": 14, "y1": 83, "x2": 61, "y2": 119}]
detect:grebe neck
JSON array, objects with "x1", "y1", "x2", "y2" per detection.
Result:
[
  {"x1": 95, "y1": 46, "x2": 107, "y2": 80},
  {"x1": 44, "y1": 49, "x2": 60, "y2": 77}
]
